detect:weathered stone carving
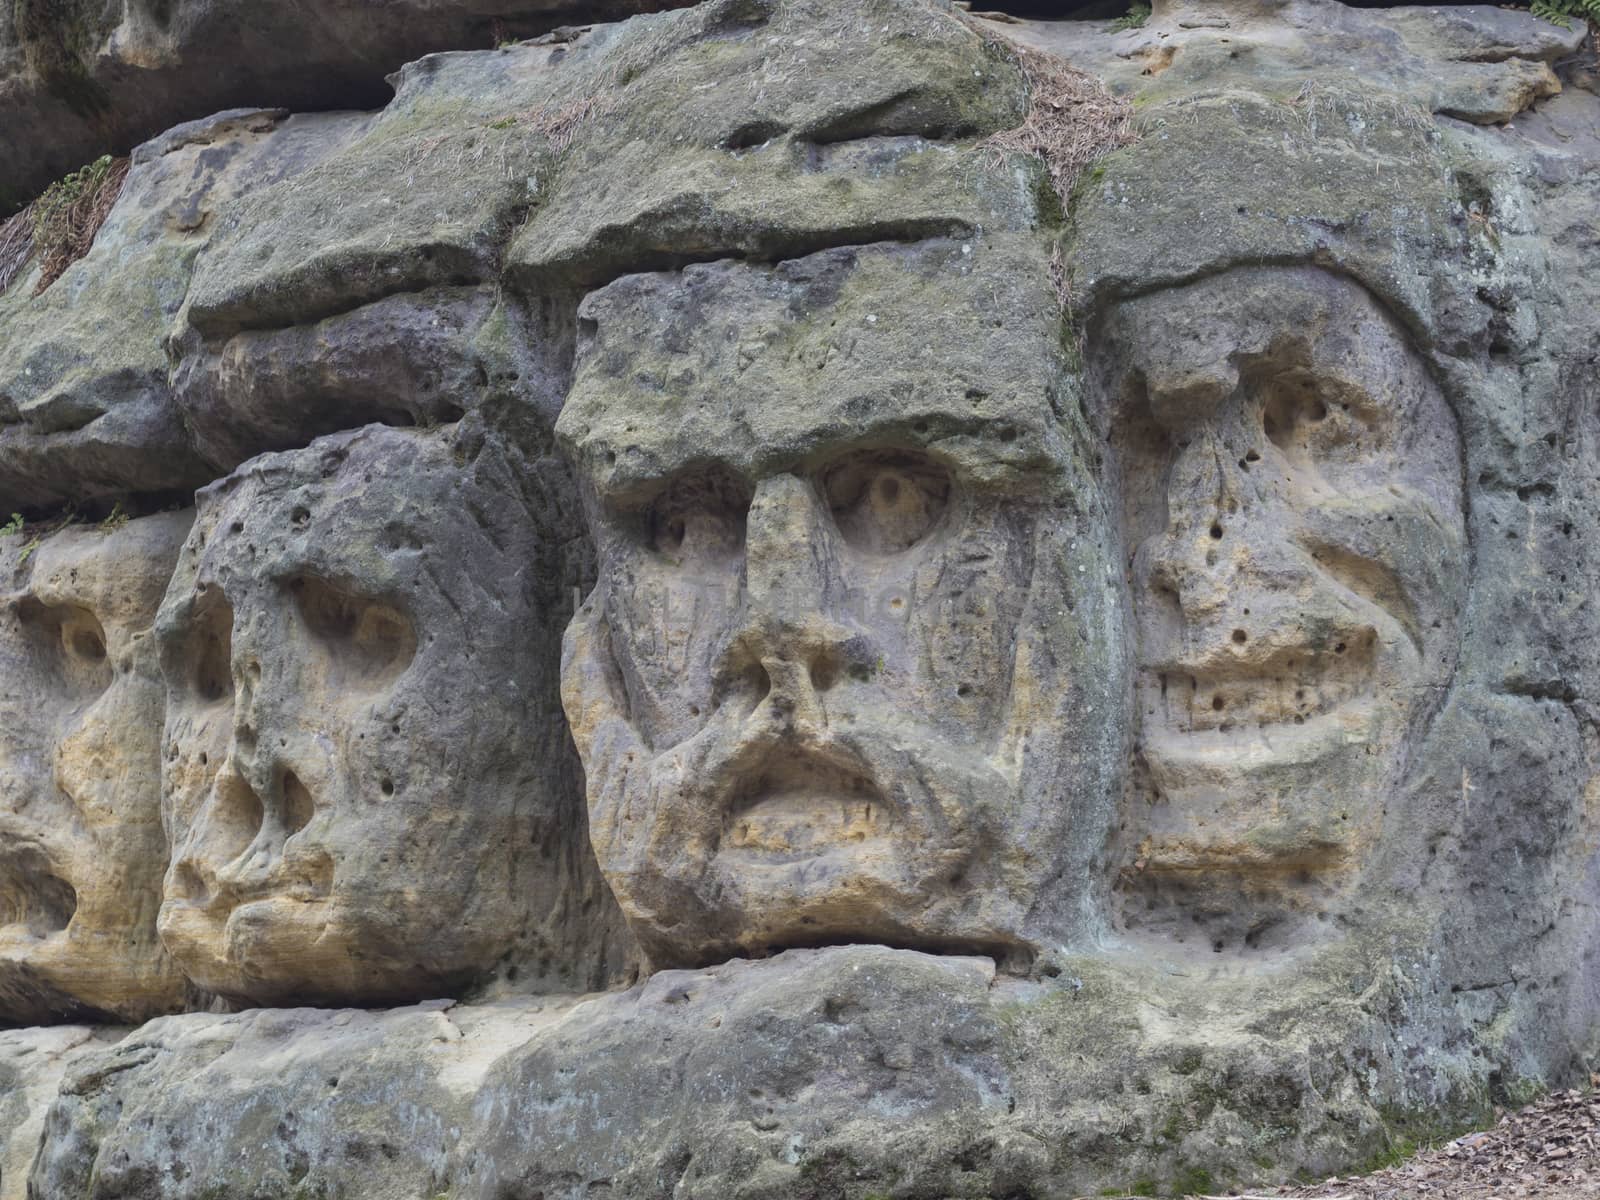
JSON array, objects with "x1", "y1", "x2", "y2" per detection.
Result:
[
  {"x1": 1101, "y1": 267, "x2": 1467, "y2": 944},
  {"x1": 558, "y1": 236, "x2": 1127, "y2": 967},
  {"x1": 0, "y1": 0, "x2": 1597, "y2": 1196},
  {"x1": 156, "y1": 424, "x2": 630, "y2": 1005},
  {"x1": 0, "y1": 513, "x2": 191, "y2": 1024}
]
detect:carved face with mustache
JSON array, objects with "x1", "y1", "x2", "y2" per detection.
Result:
[
  {"x1": 558, "y1": 240, "x2": 1127, "y2": 969},
  {"x1": 1099, "y1": 268, "x2": 1466, "y2": 945}
]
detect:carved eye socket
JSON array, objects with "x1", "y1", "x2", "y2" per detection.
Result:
[
  {"x1": 165, "y1": 593, "x2": 233, "y2": 706},
  {"x1": 822, "y1": 451, "x2": 952, "y2": 555},
  {"x1": 646, "y1": 469, "x2": 750, "y2": 564},
  {"x1": 1259, "y1": 371, "x2": 1374, "y2": 462},
  {"x1": 290, "y1": 576, "x2": 417, "y2": 688},
  {"x1": 16, "y1": 598, "x2": 114, "y2": 697}
]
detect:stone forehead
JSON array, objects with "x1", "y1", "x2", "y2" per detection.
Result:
[
  {"x1": 24, "y1": 513, "x2": 192, "y2": 629},
  {"x1": 1103, "y1": 267, "x2": 1432, "y2": 400},
  {"x1": 185, "y1": 428, "x2": 517, "y2": 595},
  {"x1": 558, "y1": 236, "x2": 1073, "y2": 504},
  {"x1": 1074, "y1": 90, "x2": 1458, "y2": 340}
]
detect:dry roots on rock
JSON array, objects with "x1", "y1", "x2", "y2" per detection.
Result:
[{"x1": 0, "y1": 154, "x2": 129, "y2": 296}]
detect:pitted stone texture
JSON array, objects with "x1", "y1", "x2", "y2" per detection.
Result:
[
  {"x1": 155, "y1": 424, "x2": 632, "y2": 1006},
  {"x1": 0, "y1": 1024, "x2": 123, "y2": 1200},
  {"x1": 0, "y1": 513, "x2": 191, "y2": 1025},
  {"x1": 23, "y1": 945, "x2": 1509, "y2": 1199},
  {"x1": 559, "y1": 235, "x2": 1128, "y2": 969},
  {"x1": 1098, "y1": 267, "x2": 1467, "y2": 945}
]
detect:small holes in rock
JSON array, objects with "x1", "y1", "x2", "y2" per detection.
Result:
[
  {"x1": 291, "y1": 507, "x2": 310, "y2": 527},
  {"x1": 957, "y1": 684, "x2": 972, "y2": 698},
  {"x1": 1231, "y1": 629, "x2": 1247, "y2": 644},
  {"x1": 199, "y1": 752, "x2": 208, "y2": 766},
  {"x1": 1211, "y1": 695, "x2": 1226, "y2": 711},
  {"x1": 1334, "y1": 642, "x2": 1347, "y2": 654},
  {"x1": 230, "y1": 521, "x2": 244, "y2": 535},
  {"x1": 1245, "y1": 450, "x2": 1260, "y2": 463},
  {"x1": 1209, "y1": 523, "x2": 1223, "y2": 540},
  {"x1": 379, "y1": 777, "x2": 395, "y2": 798}
]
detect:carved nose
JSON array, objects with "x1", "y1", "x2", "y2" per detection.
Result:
[
  {"x1": 1142, "y1": 436, "x2": 1245, "y2": 622},
  {"x1": 744, "y1": 473, "x2": 834, "y2": 621},
  {"x1": 167, "y1": 758, "x2": 266, "y2": 902},
  {"x1": 719, "y1": 473, "x2": 876, "y2": 727}
]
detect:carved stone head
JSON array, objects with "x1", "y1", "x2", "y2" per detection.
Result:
[
  {"x1": 1099, "y1": 267, "x2": 1467, "y2": 944},
  {"x1": 558, "y1": 237, "x2": 1128, "y2": 968},
  {"x1": 0, "y1": 513, "x2": 191, "y2": 1024},
  {"x1": 156, "y1": 424, "x2": 621, "y2": 1005}
]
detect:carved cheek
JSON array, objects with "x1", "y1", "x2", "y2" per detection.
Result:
[
  {"x1": 608, "y1": 556, "x2": 739, "y2": 749},
  {"x1": 902, "y1": 519, "x2": 1029, "y2": 736}
]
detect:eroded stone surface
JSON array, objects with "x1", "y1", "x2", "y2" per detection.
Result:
[
  {"x1": 0, "y1": 0, "x2": 695, "y2": 214},
  {"x1": 558, "y1": 236, "x2": 1126, "y2": 968},
  {"x1": 1100, "y1": 267, "x2": 1467, "y2": 946},
  {"x1": 0, "y1": 0, "x2": 1596, "y2": 1195},
  {"x1": 0, "y1": 1024, "x2": 123, "y2": 1200},
  {"x1": 155, "y1": 425, "x2": 632, "y2": 1006},
  {"x1": 0, "y1": 514, "x2": 192, "y2": 1025}
]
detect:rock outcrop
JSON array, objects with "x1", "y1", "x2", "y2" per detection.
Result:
[{"x1": 0, "y1": 0, "x2": 1597, "y2": 1196}]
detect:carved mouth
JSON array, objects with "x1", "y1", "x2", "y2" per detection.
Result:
[
  {"x1": 720, "y1": 752, "x2": 895, "y2": 861},
  {"x1": 1143, "y1": 627, "x2": 1380, "y2": 746}
]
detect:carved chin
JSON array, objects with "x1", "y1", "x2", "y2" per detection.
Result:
[
  {"x1": 159, "y1": 893, "x2": 335, "y2": 999},
  {"x1": 591, "y1": 720, "x2": 1026, "y2": 963}
]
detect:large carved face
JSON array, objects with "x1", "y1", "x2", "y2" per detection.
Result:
[
  {"x1": 0, "y1": 513, "x2": 190, "y2": 1024},
  {"x1": 559, "y1": 240, "x2": 1126, "y2": 968},
  {"x1": 1100, "y1": 268, "x2": 1466, "y2": 942},
  {"x1": 156, "y1": 425, "x2": 600, "y2": 1005}
]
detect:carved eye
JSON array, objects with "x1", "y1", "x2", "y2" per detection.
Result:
[
  {"x1": 290, "y1": 577, "x2": 416, "y2": 688},
  {"x1": 1259, "y1": 371, "x2": 1374, "y2": 462},
  {"x1": 822, "y1": 451, "x2": 952, "y2": 555},
  {"x1": 16, "y1": 599, "x2": 114, "y2": 697},
  {"x1": 166, "y1": 594, "x2": 233, "y2": 705},
  {"x1": 645, "y1": 469, "x2": 750, "y2": 564}
]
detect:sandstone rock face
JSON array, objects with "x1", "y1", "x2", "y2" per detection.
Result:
[
  {"x1": 1100, "y1": 267, "x2": 1468, "y2": 944},
  {"x1": 0, "y1": 0, "x2": 692, "y2": 214},
  {"x1": 156, "y1": 424, "x2": 630, "y2": 1006},
  {"x1": 560, "y1": 237, "x2": 1125, "y2": 968},
  {"x1": 0, "y1": 0, "x2": 1596, "y2": 1196},
  {"x1": 1, "y1": 513, "x2": 191, "y2": 1025}
]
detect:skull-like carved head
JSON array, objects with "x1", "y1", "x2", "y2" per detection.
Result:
[
  {"x1": 156, "y1": 424, "x2": 623, "y2": 1005},
  {"x1": 1099, "y1": 267, "x2": 1467, "y2": 946},
  {"x1": 0, "y1": 512, "x2": 191, "y2": 1024}
]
